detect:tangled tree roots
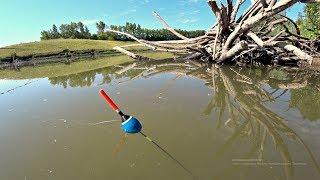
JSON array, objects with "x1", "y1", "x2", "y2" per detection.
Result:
[{"x1": 109, "y1": 0, "x2": 320, "y2": 67}]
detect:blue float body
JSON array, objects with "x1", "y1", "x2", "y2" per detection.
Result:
[{"x1": 121, "y1": 116, "x2": 142, "y2": 134}]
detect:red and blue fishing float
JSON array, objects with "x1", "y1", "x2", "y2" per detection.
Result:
[
  {"x1": 99, "y1": 89, "x2": 193, "y2": 177},
  {"x1": 99, "y1": 89, "x2": 142, "y2": 134}
]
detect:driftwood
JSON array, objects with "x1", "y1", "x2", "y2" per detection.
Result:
[{"x1": 107, "y1": 0, "x2": 320, "y2": 67}]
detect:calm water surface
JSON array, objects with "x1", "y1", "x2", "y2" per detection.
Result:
[{"x1": 0, "y1": 58, "x2": 320, "y2": 180}]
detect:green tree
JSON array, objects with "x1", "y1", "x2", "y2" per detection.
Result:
[
  {"x1": 41, "y1": 21, "x2": 205, "y2": 41},
  {"x1": 96, "y1": 21, "x2": 106, "y2": 33},
  {"x1": 51, "y1": 24, "x2": 61, "y2": 39},
  {"x1": 83, "y1": 26, "x2": 91, "y2": 39},
  {"x1": 77, "y1": 22, "x2": 86, "y2": 38},
  {"x1": 40, "y1": 31, "x2": 51, "y2": 40},
  {"x1": 96, "y1": 21, "x2": 107, "y2": 39},
  {"x1": 59, "y1": 22, "x2": 79, "y2": 38},
  {"x1": 40, "y1": 25, "x2": 60, "y2": 40},
  {"x1": 297, "y1": 4, "x2": 320, "y2": 39}
]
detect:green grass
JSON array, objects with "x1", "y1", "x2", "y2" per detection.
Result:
[
  {"x1": 0, "y1": 52, "x2": 173, "y2": 80},
  {"x1": 0, "y1": 39, "x2": 173, "y2": 79},
  {"x1": 0, "y1": 39, "x2": 140, "y2": 58}
]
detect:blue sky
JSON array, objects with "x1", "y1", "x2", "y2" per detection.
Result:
[{"x1": 0, "y1": 0, "x2": 305, "y2": 47}]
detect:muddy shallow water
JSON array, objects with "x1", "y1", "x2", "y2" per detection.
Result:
[{"x1": 0, "y1": 58, "x2": 320, "y2": 180}]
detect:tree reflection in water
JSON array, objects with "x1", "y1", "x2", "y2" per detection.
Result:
[
  {"x1": 48, "y1": 59, "x2": 320, "y2": 179},
  {"x1": 209, "y1": 67, "x2": 320, "y2": 180}
]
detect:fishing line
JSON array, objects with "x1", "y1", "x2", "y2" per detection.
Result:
[
  {"x1": 139, "y1": 131, "x2": 194, "y2": 177},
  {"x1": 98, "y1": 89, "x2": 195, "y2": 178},
  {"x1": 0, "y1": 79, "x2": 38, "y2": 95},
  {"x1": 91, "y1": 120, "x2": 120, "y2": 125}
]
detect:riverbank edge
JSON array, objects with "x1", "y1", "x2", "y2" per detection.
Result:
[{"x1": 0, "y1": 48, "x2": 150, "y2": 69}]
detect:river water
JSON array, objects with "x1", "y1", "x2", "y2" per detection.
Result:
[{"x1": 0, "y1": 57, "x2": 319, "y2": 180}]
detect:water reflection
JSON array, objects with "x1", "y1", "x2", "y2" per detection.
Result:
[
  {"x1": 48, "y1": 63, "x2": 149, "y2": 88},
  {"x1": 4, "y1": 59, "x2": 319, "y2": 179},
  {"x1": 290, "y1": 86, "x2": 320, "y2": 121},
  {"x1": 49, "y1": 66, "x2": 116, "y2": 88},
  {"x1": 209, "y1": 67, "x2": 320, "y2": 180},
  {"x1": 48, "y1": 59, "x2": 320, "y2": 123},
  {"x1": 49, "y1": 59, "x2": 320, "y2": 179}
]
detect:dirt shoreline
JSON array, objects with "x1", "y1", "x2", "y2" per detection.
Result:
[{"x1": 0, "y1": 48, "x2": 149, "y2": 69}]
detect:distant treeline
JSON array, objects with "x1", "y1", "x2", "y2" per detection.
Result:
[{"x1": 41, "y1": 21, "x2": 205, "y2": 41}]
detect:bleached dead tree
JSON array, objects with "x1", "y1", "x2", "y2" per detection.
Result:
[{"x1": 109, "y1": 0, "x2": 320, "y2": 67}]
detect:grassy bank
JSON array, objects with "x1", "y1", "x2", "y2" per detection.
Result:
[
  {"x1": 0, "y1": 39, "x2": 174, "y2": 79},
  {"x1": 0, "y1": 39, "x2": 141, "y2": 58}
]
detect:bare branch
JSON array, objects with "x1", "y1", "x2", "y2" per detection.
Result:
[
  {"x1": 248, "y1": 32, "x2": 264, "y2": 47},
  {"x1": 152, "y1": 11, "x2": 188, "y2": 40},
  {"x1": 283, "y1": 44, "x2": 313, "y2": 65},
  {"x1": 113, "y1": 46, "x2": 148, "y2": 60},
  {"x1": 207, "y1": 0, "x2": 221, "y2": 16},
  {"x1": 106, "y1": 29, "x2": 156, "y2": 49},
  {"x1": 219, "y1": 41, "x2": 249, "y2": 63},
  {"x1": 103, "y1": 0, "x2": 319, "y2": 68},
  {"x1": 231, "y1": 0, "x2": 245, "y2": 23}
]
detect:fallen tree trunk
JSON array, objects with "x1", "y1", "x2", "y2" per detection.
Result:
[{"x1": 107, "y1": 0, "x2": 320, "y2": 67}]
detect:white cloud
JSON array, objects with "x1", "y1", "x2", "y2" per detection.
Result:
[
  {"x1": 120, "y1": 9, "x2": 137, "y2": 16},
  {"x1": 81, "y1": 19, "x2": 99, "y2": 26},
  {"x1": 128, "y1": 0, "x2": 149, "y2": 5},
  {"x1": 178, "y1": 18, "x2": 199, "y2": 24},
  {"x1": 178, "y1": 12, "x2": 186, "y2": 17}
]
